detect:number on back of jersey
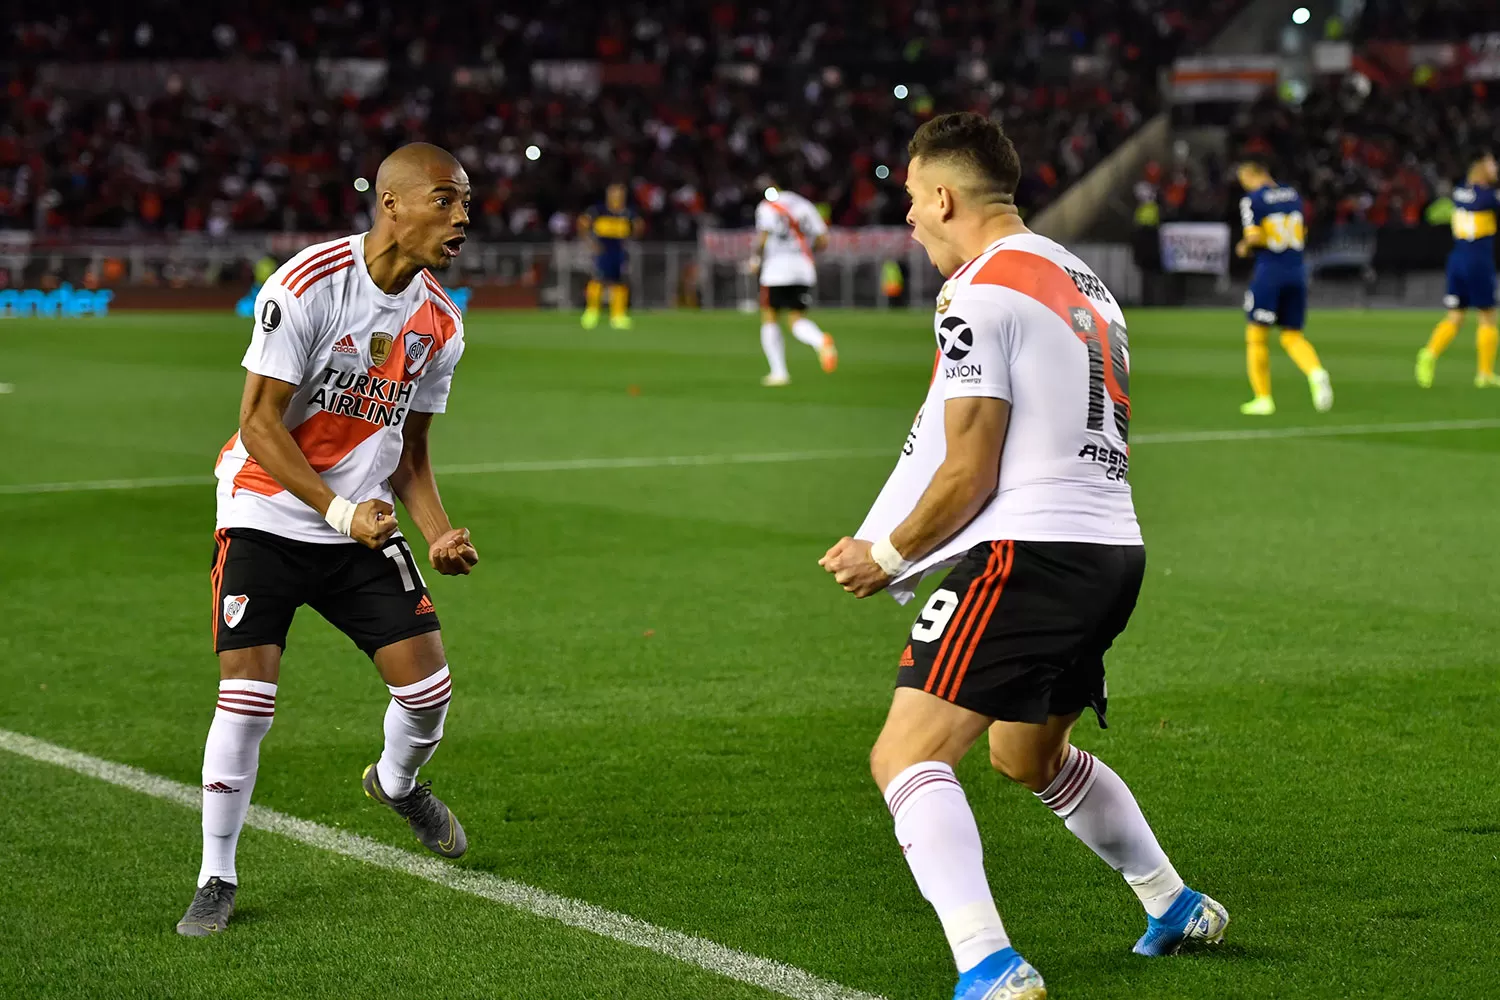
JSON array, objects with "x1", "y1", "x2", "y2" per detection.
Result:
[{"x1": 1068, "y1": 309, "x2": 1131, "y2": 445}]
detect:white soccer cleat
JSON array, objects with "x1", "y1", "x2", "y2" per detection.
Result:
[
  {"x1": 760, "y1": 373, "x2": 790, "y2": 387},
  {"x1": 1309, "y1": 368, "x2": 1333, "y2": 412}
]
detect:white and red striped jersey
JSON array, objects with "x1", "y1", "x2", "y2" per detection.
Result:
[
  {"x1": 755, "y1": 190, "x2": 826, "y2": 287},
  {"x1": 856, "y1": 232, "x2": 1140, "y2": 603},
  {"x1": 215, "y1": 233, "x2": 466, "y2": 544}
]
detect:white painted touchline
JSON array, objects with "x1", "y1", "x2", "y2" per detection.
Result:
[
  {"x1": 3, "y1": 418, "x2": 1499, "y2": 496},
  {"x1": 1129, "y1": 417, "x2": 1500, "y2": 444},
  {"x1": 0, "y1": 727, "x2": 886, "y2": 1000},
  {"x1": 0, "y1": 449, "x2": 890, "y2": 495}
]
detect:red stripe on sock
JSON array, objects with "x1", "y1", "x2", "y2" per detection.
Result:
[
  {"x1": 1040, "y1": 750, "x2": 1085, "y2": 807},
  {"x1": 396, "y1": 679, "x2": 451, "y2": 708},
  {"x1": 887, "y1": 771, "x2": 962, "y2": 817},
  {"x1": 218, "y1": 689, "x2": 275, "y2": 704},
  {"x1": 217, "y1": 703, "x2": 275, "y2": 717},
  {"x1": 396, "y1": 671, "x2": 450, "y2": 697},
  {"x1": 1045, "y1": 751, "x2": 1095, "y2": 812},
  {"x1": 217, "y1": 694, "x2": 276, "y2": 710}
]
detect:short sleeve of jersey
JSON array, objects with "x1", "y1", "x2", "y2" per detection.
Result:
[
  {"x1": 754, "y1": 202, "x2": 776, "y2": 233},
  {"x1": 800, "y1": 201, "x2": 828, "y2": 237},
  {"x1": 410, "y1": 325, "x2": 465, "y2": 414},
  {"x1": 1239, "y1": 195, "x2": 1259, "y2": 230},
  {"x1": 242, "y1": 281, "x2": 318, "y2": 384},
  {"x1": 938, "y1": 293, "x2": 1014, "y2": 403}
]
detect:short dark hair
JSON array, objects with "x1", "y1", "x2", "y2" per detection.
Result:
[{"x1": 907, "y1": 112, "x2": 1021, "y2": 203}]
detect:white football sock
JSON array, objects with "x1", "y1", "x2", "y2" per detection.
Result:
[
  {"x1": 790, "y1": 316, "x2": 825, "y2": 349},
  {"x1": 198, "y1": 679, "x2": 276, "y2": 886},
  {"x1": 376, "y1": 666, "x2": 451, "y2": 799},
  {"x1": 1036, "y1": 745, "x2": 1185, "y2": 918},
  {"x1": 760, "y1": 322, "x2": 788, "y2": 379},
  {"x1": 885, "y1": 762, "x2": 1011, "y2": 972}
]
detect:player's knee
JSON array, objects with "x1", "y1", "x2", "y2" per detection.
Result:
[
  {"x1": 1245, "y1": 324, "x2": 1270, "y2": 346},
  {"x1": 869, "y1": 733, "x2": 933, "y2": 790},
  {"x1": 760, "y1": 307, "x2": 778, "y2": 324},
  {"x1": 218, "y1": 645, "x2": 280, "y2": 683},
  {"x1": 869, "y1": 740, "x2": 901, "y2": 789},
  {"x1": 1278, "y1": 330, "x2": 1304, "y2": 347}
]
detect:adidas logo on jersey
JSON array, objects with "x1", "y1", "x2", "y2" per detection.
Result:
[
  {"x1": 203, "y1": 781, "x2": 240, "y2": 794},
  {"x1": 899, "y1": 645, "x2": 915, "y2": 667},
  {"x1": 332, "y1": 334, "x2": 359, "y2": 355},
  {"x1": 415, "y1": 595, "x2": 435, "y2": 615}
]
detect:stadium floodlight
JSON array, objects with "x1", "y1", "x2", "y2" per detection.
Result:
[
  {"x1": 875, "y1": 165, "x2": 891, "y2": 180},
  {"x1": 1292, "y1": 7, "x2": 1310, "y2": 24},
  {"x1": 525, "y1": 145, "x2": 542, "y2": 161},
  {"x1": 353, "y1": 177, "x2": 370, "y2": 193},
  {"x1": 893, "y1": 84, "x2": 909, "y2": 99},
  {"x1": 764, "y1": 186, "x2": 780, "y2": 202}
]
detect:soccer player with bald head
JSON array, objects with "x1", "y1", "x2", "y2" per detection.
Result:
[
  {"x1": 820, "y1": 113, "x2": 1226, "y2": 998},
  {"x1": 177, "y1": 143, "x2": 479, "y2": 935}
]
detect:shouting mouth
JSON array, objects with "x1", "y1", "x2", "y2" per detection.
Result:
[{"x1": 441, "y1": 235, "x2": 466, "y2": 258}]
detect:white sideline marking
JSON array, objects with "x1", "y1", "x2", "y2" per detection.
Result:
[
  {"x1": 1131, "y1": 417, "x2": 1500, "y2": 445},
  {"x1": 3, "y1": 418, "x2": 1499, "y2": 496},
  {"x1": 0, "y1": 727, "x2": 885, "y2": 1000},
  {"x1": 0, "y1": 449, "x2": 890, "y2": 496}
]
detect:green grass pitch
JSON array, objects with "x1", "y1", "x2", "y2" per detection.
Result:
[{"x1": 1, "y1": 307, "x2": 1498, "y2": 1000}]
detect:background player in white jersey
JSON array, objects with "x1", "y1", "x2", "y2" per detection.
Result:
[
  {"x1": 820, "y1": 114, "x2": 1227, "y2": 999},
  {"x1": 749, "y1": 180, "x2": 838, "y2": 385},
  {"x1": 177, "y1": 143, "x2": 479, "y2": 936}
]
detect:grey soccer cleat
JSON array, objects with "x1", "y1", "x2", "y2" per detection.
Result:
[
  {"x1": 176, "y1": 876, "x2": 237, "y2": 936},
  {"x1": 362, "y1": 764, "x2": 467, "y2": 858}
]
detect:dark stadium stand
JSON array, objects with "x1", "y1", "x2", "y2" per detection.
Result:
[{"x1": 1, "y1": 0, "x2": 1241, "y2": 235}]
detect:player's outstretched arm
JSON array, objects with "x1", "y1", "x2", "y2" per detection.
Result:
[
  {"x1": 821, "y1": 396, "x2": 1010, "y2": 598},
  {"x1": 389, "y1": 412, "x2": 477, "y2": 575},
  {"x1": 239, "y1": 372, "x2": 397, "y2": 548}
]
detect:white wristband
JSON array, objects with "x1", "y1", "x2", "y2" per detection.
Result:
[
  {"x1": 870, "y1": 535, "x2": 912, "y2": 578},
  {"x1": 324, "y1": 495, "x2": 357, "y2": 537}
]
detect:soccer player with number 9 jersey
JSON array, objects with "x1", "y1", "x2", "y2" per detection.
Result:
[
  {"x1": 819, "y1": 113, "x2": 1227, "y2": 1000},
  {"x1": 1233, "y1": 159, "x2": 1333, "y2": 416}
]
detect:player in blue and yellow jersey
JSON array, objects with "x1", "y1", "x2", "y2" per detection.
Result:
[
  {"x1": 1234, "y1": 160, "x2": 1333, "y2": 415},
  {"x1": 1416, "y1": 152, "x2": 1499, "y2": 388},
  {"x1": 579, "y1": 183, "x2": 644, "y2": 330}
]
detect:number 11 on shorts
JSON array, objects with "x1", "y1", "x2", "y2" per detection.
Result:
[{"x1": 383, "y1": 541, "x2": 426, "y2": 592}]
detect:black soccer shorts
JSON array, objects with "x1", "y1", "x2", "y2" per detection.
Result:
[
  {"x1": 760, "y1": 284, "x2": 813, "y2": 311},
  {"x1": 210, "y1": 527, "x2": 441, "y2": 657},
  {"x1": 897, "y1": 539, "x2": 1146, "y2": 728}
]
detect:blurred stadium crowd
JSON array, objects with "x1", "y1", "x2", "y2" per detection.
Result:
[
  {"x1": 2, "y1": 0, "x2": 1237, "y2": 237},
  {"x1": 1139, "y1": 79, "x2": 1499, "y2": 241}
]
